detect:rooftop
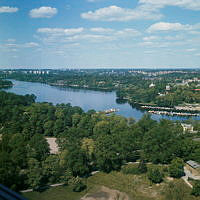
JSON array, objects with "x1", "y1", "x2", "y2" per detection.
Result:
[
  {"x1": 181, "y1": 123, "x2": 193, "y2": 128},
  {"x1": 186, "y1": 160, "x2": 200, "y2": 169}
]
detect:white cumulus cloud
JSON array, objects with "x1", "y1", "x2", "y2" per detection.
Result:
[
  {"x1": 0, "y1": 6, "x2": 18, "y2": 13},
  {"x1": 186, "y1": 48, "x2": 196, "y2": 52},
  {"x1": 37, "y1": 28, "x2": 84, "y2": 35},
  {"x1": 35, "y1": 26, "x2": 141, "y2": 45},
  {"x1": 29, "y1": 7, "x2": 57, "y2": 18},
  {"x1": 115, "y1": 28, "x2": 141, "y2": 37},
  {"x1": 24, "y1": 42, "x2": 39, "y2": 48},
  {"x1": 139, "y1": 0, "x2": 200, "y2": 11},
  {"x1": 143, "y1": 36, "x2": 159, "y2": 41},
  {"x1": 90, "y1": 27, "x2": 114, "y2": 33},
  {"x1": 147, "y1": 22, "x2": 190, "y2": 32},
  {"x1": 81, "y1": 0, "x2": 200, "y2": 22},
  {"x1": 81, "y1": 5, "x2": 162, "y2": 21}
]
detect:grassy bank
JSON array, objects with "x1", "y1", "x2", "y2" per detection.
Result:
[{"x1": 23, "y1": 169, "x2": 200, "y2": 200}]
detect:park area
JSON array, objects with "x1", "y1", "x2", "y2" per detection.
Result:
[{"x1": 23, "y1": 167, "x2": 200, "y2": 200}]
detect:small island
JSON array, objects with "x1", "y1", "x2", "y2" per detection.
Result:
[{"x1": 0, "y1": 79, "x2": 13, "y2": 89}]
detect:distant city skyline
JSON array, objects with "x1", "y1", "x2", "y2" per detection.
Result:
[{"x1": 1, "y1": 0, "x2": 200, "y2": 69}]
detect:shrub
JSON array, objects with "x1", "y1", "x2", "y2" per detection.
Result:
[
  {"x1": 121, "y1": 165, "x2": 140, "y2": 175},
  {"x1": 191, "y1": 180, "x2": 200, "y2": 196},
  {"x1": 60, "y1": 169, "x2": 73, "y2": 185},
  {"x1": 148, "y1": 168, "x2": 163, "y2": 183},
  {"x1": 169, "y1": 158, "x2": 184, "y2": 178},
  {"x1": 163, "y1": 166, "x2": 169, "y2": 173},
  {"x1": 138, "y1": 160, "x2": 147, "y2": 173},
  {"x1": 122, "y1": 161, "x2": 147, "y2": 175},
  {"x1": 68, "y1": 177, "x2": 86, "y2": 192}
]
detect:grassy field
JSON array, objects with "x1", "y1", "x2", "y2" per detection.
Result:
[
  {"x1": 23, "y1": 171, "x2": 161, "y2": 200},
  {"x1": 23, "y1": 185, "x2": 86, "y2": 200},
  {"x1": 23, "y1": 166, "x2": 200, "y2": 200}
]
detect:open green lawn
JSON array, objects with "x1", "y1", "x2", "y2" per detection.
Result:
[
  {"x1": 23, "y1": 186, "x2": 86, "y2": 200},
  {"x1": 23, "y1": 169, "x2": 200, "y2": 200}
]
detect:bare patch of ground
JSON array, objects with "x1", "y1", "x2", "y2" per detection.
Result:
[
  {"x1": 166, "y1": 177, "x2": 174, "y2": 181},
  {"x1": 81, "y1": 186, "x2": 130, "y2": 200},
  {"x1": 46, "y1": 137, "x2": 59, "y2": 154}
]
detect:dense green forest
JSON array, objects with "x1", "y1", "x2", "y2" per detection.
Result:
[{"x1": 1, "y1": 90, "x2": 200, "y2": 194}]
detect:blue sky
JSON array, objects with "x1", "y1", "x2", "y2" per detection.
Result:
[{"x1": 1, "y1": 0, "x2": 200, "y2": 68}]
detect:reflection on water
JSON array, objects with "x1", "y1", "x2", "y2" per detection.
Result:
[{"x1": 4, "y1": 79, "x2": 200, "y2": 121}]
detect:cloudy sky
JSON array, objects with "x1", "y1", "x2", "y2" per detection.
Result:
[{"x1": 1, "y1": 0, "x2": 200, "y2": 68}]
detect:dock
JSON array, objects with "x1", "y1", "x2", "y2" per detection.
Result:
[
  {"x1": 97, "y1": 108, "x2": 119, "y2": 114},
  {"x1": 148, "y1": 110, "x2": 200, "y2": 117}
]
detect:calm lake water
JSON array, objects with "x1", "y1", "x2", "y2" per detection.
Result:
[{"x1": 4, "y1": 79, "x2": 199, "y2": 121}]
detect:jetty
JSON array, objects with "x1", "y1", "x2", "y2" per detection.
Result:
[
  {"x1": 104, "y1": 108, "x2": 119, "y2": 114},
  {"x1": 97, "y1": 108, "x2": 119, "y2": 114},
  {"x1": 141, "y1": 104, "x2": 200, "y2": 117},
  {"x1": 141, "y1": 105, "x2": 172, "y2": 110},
  {"x1": 148, "y1": 110, "x2": 200, "y2": 117}
]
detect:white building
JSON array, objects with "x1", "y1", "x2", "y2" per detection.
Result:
[
  {"x1": 181, "y1": 123, "x2": 194, "y2": 133},
  {"x1": 149, "y1": 83, "x2": 155, "y2": 88}
]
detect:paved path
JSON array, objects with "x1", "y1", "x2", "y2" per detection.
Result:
[
  {"x1": 21, "y1": 189, "x2": 33, "y2": 193},
  {"x1": 184, "y1": 167, "x2": 200, "y2": 180},
  {"x1": 182, "y1": 167, "x2": 200, "y2": 188},
  {"x1": 20, "y1": 183, "x2": 64, "y2": 193},
  {"x1": 21, "y1": 165, "x2": 200, "y2": 193},
  {"x1": 182, "y1": 175, "x2": 193, "y2": 188},
  {"x1": 21, "y1": 170, "x2": 101, "y2": 193}
]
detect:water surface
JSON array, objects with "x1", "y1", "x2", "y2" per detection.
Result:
[{"x1": 4, "y1": 80, "x2": 199, "y2": 121}]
